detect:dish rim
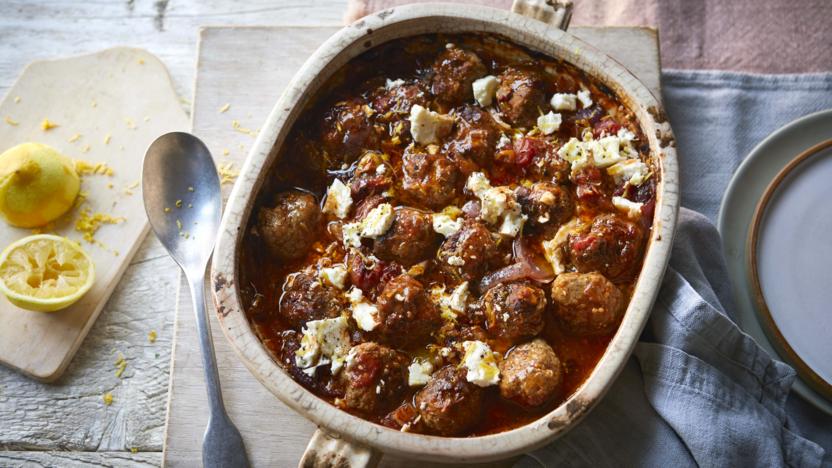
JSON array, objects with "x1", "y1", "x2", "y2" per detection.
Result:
[{"x1": 210, "y1": 3, "x2": 679, "y2": 462}]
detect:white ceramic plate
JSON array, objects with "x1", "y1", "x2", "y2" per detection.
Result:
[{"x1": 719, "y1": 109, "x2": 832, "y2": 415}]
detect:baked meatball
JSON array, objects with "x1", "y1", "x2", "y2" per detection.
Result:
[
  {"x1": 481, "y1": 282, "x2": 546, "y2": 343},
  {"x1": 495, "y1": 67, "x2": 547, "y2": 128},
  {"x1": 373, "y1": 207, "x2": 439, "y2": 267},
  {"x1": 257, "y1": 191, "x2": 321, "y2": 261},
  {"x1": 571, "y1": 166, "x2": 614, "y2": 211},
  {"x1": 499, "y1": 339, "x2": 563, "y2": 407},
  {"x1": 415, "y1": 365, "x2": 484, "y2": 436},
  {"x1": 437, "y1": 220, "x2": 499, "y2": 282},
  {"x1": 551, "y1": 272, "x2": 625, "y2": 336},
  {"x1": 341, "y1": 342, "x2": 409, "y2": 414},
  {"x1": 322, "y1": 100, "x2": 380, "y2": 163},
  {"x1": 371, "y1": 81, "x2": 428, "y2": 119},
  {"x1": 375, "y1": 275, "x2": 442, "y2": 348},
  {"x1": 278, "y1": 271, "x2": 344, "y2": 328},
  {"x1": 446, "y1": 105, "x2": 500, "y2": 167},
  {"x1": 430, "y1": 47, "x2": 487, "y2": 108},
  {"x1": 401, "y1": 147, "x2": 461, "y2": 210},
  {"x1": 567, "y1": 214, "x2": 645, "y2": 282},
  {"x1": 516, "y1": 182, "x2": 574, "y2": 232},
  {"x1": 522, "y1": 137, "x2": 570, "y2": 184},
  {"x1": 349, "y1": 152, "x2": 393, "y2": 201}
]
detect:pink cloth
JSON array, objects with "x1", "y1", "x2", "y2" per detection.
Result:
[{"x1": 344, "y1": 0, "x2": 832, "y2": 73}]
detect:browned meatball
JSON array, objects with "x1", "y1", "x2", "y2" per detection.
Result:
[
  {"x1": 322, "y1": 100, "x2": 380, "y2": 163},
  {"x1": 551, "y1": 272, "x2": 625, "y2": 336},
  {"x1": 371, "y1": 81, "x2": 429, "y2": 119},
  {"x1": 401, "y1": 147, "x2": 461, "y2": 210},
  {"x1": 446, "y1": 105, "x2": 500, "y2": 168},
  {"x1": 516, "y1": 182, "x2": 574, "y2": 232},
  {"x1": 349, "y1": 152, "x2": 393, "y2": 201},
  {"x1": 499, "y1": 339, "x2": 563, "y2": 407},
  {"x1": 481, "y1": 282, "x2": 546, "y2": 343},
  {"x1": 430, "y1": 47, "x2": 487, "y2": 108},
  {"x1": 346, "y1": 250, "x2": 403, "y2": 298},
  {"x1": 567, "y1": 214, "x2": 645, "y2": 282},
  {"x1": 257, "y1": 191, "x2": 321, "y2": 261},
  {"x1": 495, "y1": 67, "x2": 547, "y2": 128},
  {"x1": 522, "y1": 137, "x2": 570, "y2": 184},
  {"x1": 278, "y1": 271, "x2": 344, "y2": 328},
  {"x1": 373, "y1": 207, "x2": 439, "y2": 267},
  {"x1": 415, "y1": 365, "x2": 483, "y2": 436},
  {"x1": 341, "y1": 342, "x2": 409, "y2": 414},
  {"x1": 375, "y1": 275, "x2": 442, "y2": 348},
  {"x1": 437, "y1": 220, "x2": 499, "y2": 282},
  {"x1": 571, "y1": 166, "x2": 614, "y2": 211}
]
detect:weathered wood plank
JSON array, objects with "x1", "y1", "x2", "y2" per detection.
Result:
[{"x1": 0, "y1": 450, "x2": 161, "y2": 467}]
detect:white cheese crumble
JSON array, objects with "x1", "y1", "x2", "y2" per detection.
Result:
[
  {"x1": 447, "y1": 255, "x2": 466, "y2": 266},
  {"x1": 345, "y1": 286, "x2": 380, "y2": 332},
  {"x1": 385, "y1": 78, "x2": 405, "y2": 89},
  {"x1": 557, "y1": 128, "x2": 637, "y2": 171},
  {"x1": 577, "y1": 89, "x2": 593, "y2": 108},
  {"x1": 550, "y1": 93, "x2": 577, "y2": 111},
  {"x1": 447, "y1": 281, "x2": 470, "y2": 313},
  {"x1": 295, "y1": 316, "x2": 351, "y2": 375},
  {"x1": 342, "y1": 222, "x2": 362, "y2": 248},
  {"x1": 409, "y1": 104, "x2": 453, "y2": 145},
  {"x1": 360, "y1": 203, "x2": 394, "y2": 238},
  {"x1": 607, "y1": 158, "x2": 650, "y2": 186},
  {"x1": 319, "y1": 264, "x2": 348, "y2": 289},
  {"x1": 461, "y1": 340, "x2": 500, "y2": 387},
  {"x1": 537, "y1": 111, "x2": 562, "y2": 135},
  {"x1": 497, "y1": 133, "x2": 511, "y2": 149},
  {"x1": 542, "y1": 218, "x2": 580, "y2": 274},
  {"x1": 408, "y1": 358, "x2": 434, "y2": 387},
  {"x1": 432, "y1": 212, "x2": 463, "y2": 237},
  {"x1": 323, "y1": 179, "x2": 353, "y2": 219},
  {"x1": 472, "y1": 75, "x2": 499, "y2": 107},
  {"x1": 612, "y1": 196, "x2": 644, "y2": 219},
  {"x1": 465, "y1": 172, "x2": 526, "y2": 237}
]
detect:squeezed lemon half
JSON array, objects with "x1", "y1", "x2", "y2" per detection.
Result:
[{"x1": 0, "y1": 234, "x2": 95, "y2": 312}]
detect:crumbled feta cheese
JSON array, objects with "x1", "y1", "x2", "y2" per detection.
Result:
[
  {"x1": 550, "y1": 93, "x2": 577, "y2": 111},
  {"x1": 542, "y1": 218, "x2": 580, "y2": 274},
  {"x1": 589, "y1": 135, "x2": 627, "y2": 167},
  {"x1": 360, "y1": 203, "x2": 394, "y2": 238},
  {"x1": 557, "y1": 137, "x2": 588, "y2": 170},
  {"x1": 346, "y1": 286, "x2": 364, "y2": 304},
  {"x1": 342, "y1": 222, "x2": 362, "y2": 248},
  {"x1": 385, "y1": 78, "x2": 405, "y2": 89},
  {"x1": 447, "y1": 255, "x2": 465, "y2": 266},
  {"x1": 408, "y1": 358, "x2": 434, "y2": 387},
  {"x1": 409, "y1": 104, "x2": 453, "y2": 145},
  {"x1": 461, "y1": 341, "x2": 500, "y2": 387},
  {"x1": 558, "y1": 131, "x2": 636, "y2": 171},
  {"x1": 295, "y1": 316, "x2": 351, "y2": 375},
  {"x1": 447, "y1": 281, "x2": 469, "y2": 313},
  {"x1": 319, "y1": 264, "x2": 348, "y2": 289},
  {"x1": 352, "y1": 302, "x2": 381, "y2": 331},
  {"x1": 607, "y1": 159, "x2": 650, "y2": 186},
  {"x1": 472, "y1": 75, "x2": 499, "y2": 107},
  {"x1": 537, "y1": 111, "x2": 562, "y2": 135},
  {"x1": 497, "y1": 133, "x2": 511, "y2": 149},
  {"x1": 612, "y1": 196, "x2": 644, "y2": 219},
  {"x1": 323, "y1": 179, "x2": 353, "y2": 219},
  {"x1": 465, "y1": 172, "x2": 525, "y2": 237},
  {"x1": 577, "y1": 89, "x2": 593, "y2": 108},
  {"x1": 432, "y1": 212, "x2": 463, "y2": 237}
]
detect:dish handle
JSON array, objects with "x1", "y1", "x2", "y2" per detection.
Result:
[
  {"x1": 299, "y1": 428, "x2": 381, "y2": 468},
  {"x1": 511, "y1": 0, "x2": 574, "y2": 30}
]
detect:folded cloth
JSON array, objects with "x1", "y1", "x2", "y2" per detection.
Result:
[
  {"x1": 516, "y1": 208, "x2": 826, "y2": 468},
  {"x1": 344, "y1": 0, "x2": 832, "y2": 73}
]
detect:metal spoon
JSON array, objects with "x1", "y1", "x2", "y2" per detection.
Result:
[{"x1": 143, "y1": 132, "x2": 249, "y2": 468}]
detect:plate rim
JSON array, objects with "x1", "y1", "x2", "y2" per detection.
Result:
[{"x1": 747, "y1": 138, "x2": 832, "y2": 400}]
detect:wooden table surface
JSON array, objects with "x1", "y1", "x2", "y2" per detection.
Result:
[{"x1": 0, "y1": 2, "x2": 345, "y2": 466}]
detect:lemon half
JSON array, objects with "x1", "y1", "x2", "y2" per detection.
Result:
[
  {"x1": 0, "y1": 234, "x2": 95, "y2": 312},
  {"x1": 0, "y1": 143, "x2": 80, "y2": 228}
]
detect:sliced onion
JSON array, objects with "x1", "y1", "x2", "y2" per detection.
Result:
[{"x1": 478, "y1": 237, "x2": 555, "y2": 291}]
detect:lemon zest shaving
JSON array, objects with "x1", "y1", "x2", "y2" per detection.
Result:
[
  {"x1": 74, "y1": 160, "x2": 114, "y2": 176},
  {"x1": 4, "y1": 116, "x2": 19, "y2": 126},
  {"x1": 102, "y1": 392, "x2": 113, "y2": 406},
  {"x1": 75, "y1": 208, "x2": 125, "y2": 243},
  {"x1": 41, "y1": 118, "x2": 58, "y2": 130}
]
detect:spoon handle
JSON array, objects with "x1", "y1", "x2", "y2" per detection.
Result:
[{"x1": 187, "y1": 272, "x2": 250, "y2": 468}]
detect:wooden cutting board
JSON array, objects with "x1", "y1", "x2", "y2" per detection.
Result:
[
  {"x1": 163, "y1": 24, "x2": 660, "y2": 467},
  {"x1": 0, "y1": 48, "x2": 188, "y2": 381}
]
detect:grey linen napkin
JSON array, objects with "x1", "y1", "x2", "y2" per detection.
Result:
[{"x1": 517, "y1": 71, "x2": 832, "y2": 467}]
